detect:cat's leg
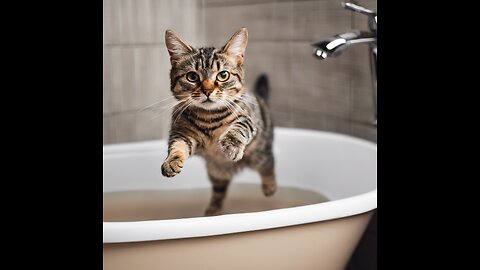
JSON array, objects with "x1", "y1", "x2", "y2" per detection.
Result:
[
  {"x1": 161, "y1": 136, "x2": 195, "y2": 177},
  {"x1": 205, "y1": 176, "x2": 231, "y2": 216},
  {"x1": 204, "y1": 163, "x2": 233, "y2": 216},
  {"x1": 256, "y1": 152, "x2": 277, "y2": 196},
  {"x1": 218, "y1": 132, "x2": 246, "y2": 162},
  {"x1": 260, "y1": 166, "x2": 276, "y2": 196},
  {"x1": 219, "y1": 117, "x2": 256, "y2": 162}
]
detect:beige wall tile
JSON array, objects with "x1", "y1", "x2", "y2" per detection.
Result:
[
  {"x1": 103, "y1": 47, "x2": 127, "y2": 114},
  {"x1": 292, "y1": 0, "x2": 351, "y2": 41},
  {"x1": 103, "y1": 110, "x2": 170, "y2": 144},
  {"x1": 103, "y1": 112, "x2": 136, "y2": 144},
  {"x1": 289, "y1": 41, "x2": 352, "y2": 119},
  {"x1": 289, "y1": 110, "x2": 351, "y2": 135},
  {"x1": 202, "y1": 1, "x2": 293, "y2": 45},
  {"x1": 104, "y1": 0, "x2": 200, "y2": 45},
  {"x1": 268, "y1": 85, "x2": 294, "y2": 119},
  {"x1": 346, "y1": 45, "x2": 376, "y2": 124},
  {"x1": 103, "y1": 0, "x2": 119, "y2": 44},
  {"x1": 103, "y1": 0, "x2": 134, "y2": 44},
  {"x1": 289, "y1": 41, "x2": 353, "y2": 90},
  {"x1": 290, "y1": 83, "x2": 351, "y2": 120},
  {"x1": 132, "y1": 46, "x2": 172, "y2": 112},
  {"x1": 103, "y1": 45, "x2": 171, "y2": 113},
  {"x1": 271, "y1": 109, "x2": 294, "y2": 128},
  {"x1": 350, "y1": 121, "x2": 377, "y2": 142},
  {"x1": 291, "y1": 109, "x2": 327, "y2": 131},
  {"x1": 103, "y1": 114, "x2": 114, "y2": 144},
  {"x1": 152, "y1": 0, "x2": 201, "y2": 45},
  {"x1": 323, "y1": 117, "x2": 351, "y2": 135},
  {"x1": 350, "y1": 83, "x2": 375, "y2": 124},
  {"x1": 243, "y1": 41, "x2": 291, "y2": 96},
  {"x1": 203, "y1": 0, "x2": 276, "y2": 6}
]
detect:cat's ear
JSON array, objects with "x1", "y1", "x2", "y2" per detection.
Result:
[
  {"x1": 221, "y1": 27, "x2": 248, "y2": 65},
  {"x1": 165, "y1": 30, "x2": 194, "y2": 64}
]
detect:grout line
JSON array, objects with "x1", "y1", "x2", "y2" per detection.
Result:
[
  {"x1": 274, "y1": 105, "x2": 373, "y2": 127},
  {"x1": 349, "y1": 119, "x2": 375, "y2": 127},
  {"x1": 202, "y1": 0, "x2": 330, "y2": 8},
  {"x1": 103, "y1": 39, "x2": 319, "y2": 47},
  {"x1": 348, "y1": 77, "x2": 353, "y2": 134},
  {"x1": 104, "y1": 43, "x2": 165, "y2": 47},
  {"x1": 103, "y1": 108, "x2": 157, "y2": 117}
]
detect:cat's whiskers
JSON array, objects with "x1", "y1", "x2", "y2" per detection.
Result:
[
  {"x1": 162, "y1": 100, "x2": 183, "y2": 110},
  {"x1": 226, "y1": 97, "x2": 254, "y2": 123},
  {"x1": 220, "y1": 99, "x2": 239, "y2": 121},
  {"x1": 149, "y1": 100, "x2": 183, "y2": 120},
  {"x1": 227, "y1": 97, "x2": 264, "y2": 133},
  {"x1": 173, "y1": 98, "x2": 195, "y2": 125},
  {"x1": 169, "y1": 99, "x2": 189, "y2": 120},
  {"x1": 225, "y1": 98, "x2": 246, "y2": 116},
  {"x1": 150, "y1": 99, "x2": 181, "y2": 112},
  {"x1": 225, "y1": 97, "x2": 245, "y2": 119},
  {"x1": 242, "y1": 93, "x2": 259, "y2": 104},
  {"x1": 223, "y1": 99, "x2": 242, "y2": 121},
  {"x1": 237, "y1": 95, "x2": 257, "y2": 106},
  {"x1": 139, "y1": 96, "x2": 177, "y2": 112}
]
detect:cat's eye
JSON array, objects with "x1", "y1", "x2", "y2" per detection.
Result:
[
  {"x1": 216, "y1": 71, "x2": 230, "y2": 82},
  {"x1": 186, "y1": 72, "x2": 198, "y2": 82}
]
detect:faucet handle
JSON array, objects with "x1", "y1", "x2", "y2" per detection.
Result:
[
  {"x1": 342, "y1": 2, "x2": 375, "y2": 16},
  {"x1": 342, "y1": 2, "x2": 377, "y2": 32}
]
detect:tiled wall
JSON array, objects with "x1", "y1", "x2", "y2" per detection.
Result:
[
  {"x1": 103, "y1": 0, "x2": 203, "y2": 143},
  {"x1": 103, "y1": 0, "x2": 377, "y2": 144}
]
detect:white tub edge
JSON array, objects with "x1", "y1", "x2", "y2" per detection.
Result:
[{"x1": 103, "y1": 189, "x2": 376, "y2": 243}]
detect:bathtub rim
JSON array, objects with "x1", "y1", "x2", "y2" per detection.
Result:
[
  {"x1": 103, "y1": 127, "x2": 377, "y2": 155},
  {"x1": 103, "y1": 127, "x2": 377, "y2": 243}
]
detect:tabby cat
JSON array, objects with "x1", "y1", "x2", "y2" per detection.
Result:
[{"x1": 162, "y1": 27, "x2": 276, "y2": 216}]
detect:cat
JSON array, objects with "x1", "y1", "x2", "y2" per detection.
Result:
[{"x1": 162, "y1": 27, "x2": 276, "y2": 216}]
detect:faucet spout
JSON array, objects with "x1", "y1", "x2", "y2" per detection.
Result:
[
  {"x1": 311, "y1": 2, "x2": 377, "y2": 127},
  {"x1": 312, "y1": 30, "x2": 376, "y2": 59}
]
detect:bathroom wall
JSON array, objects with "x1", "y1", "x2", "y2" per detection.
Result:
[
  {"x1": 103, "y1": 0, "x2": 203, "y2": 143},
  {"x1": 103, "y1": 0, "x2": 377, "y2": 144}
]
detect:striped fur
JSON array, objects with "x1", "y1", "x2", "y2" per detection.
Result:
[{"x1": 162, "y1": 28, "x2": 276, "y2": 216}]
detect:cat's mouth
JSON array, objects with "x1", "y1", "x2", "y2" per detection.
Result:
[
  {"x1": 201, "y1": 97, "x2": 214, "y2": 103},
  {"x1": 196, "y1": 97, "x2": 224, "y2": 110}
]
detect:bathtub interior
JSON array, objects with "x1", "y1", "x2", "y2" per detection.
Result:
[{"x1": 103, "y1": 128, "x2": 377, "y2": 202}]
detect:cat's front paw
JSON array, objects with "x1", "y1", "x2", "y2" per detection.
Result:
[
  {"x1": 161, "y1": 156, "x2": 184, "y2": 177},
  {"x1": 219, "y1": 134, "x2": 245, "y2": 162}
]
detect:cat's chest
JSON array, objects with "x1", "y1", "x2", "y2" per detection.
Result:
[{"x1": 198, "y1": 129, "x2": 227, "y2": 153}]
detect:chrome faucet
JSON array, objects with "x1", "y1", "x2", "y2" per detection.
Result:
[{"x1": 312, "y1": 2, "x2": 377, "y2": 126}]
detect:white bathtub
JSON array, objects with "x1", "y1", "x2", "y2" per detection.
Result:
[{"x1": 103, "y1": 127, "x2": 376, "y2": 270}]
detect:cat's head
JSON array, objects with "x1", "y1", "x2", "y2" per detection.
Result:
[{"x1": 165, "y1": 28, "x2": 248, "y2": 110}]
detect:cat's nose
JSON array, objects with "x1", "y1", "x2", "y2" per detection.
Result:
[
  {"x1": 202, "y1": 80, "x2": 214, "y2": 97},
  {"x1": 203, "y1": 89, "x2": 213, "y2": 97}
]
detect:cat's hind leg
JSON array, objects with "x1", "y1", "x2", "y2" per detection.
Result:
[
  {"x1": 260, "y1": 166, "x2": 276, "y2": 196},
  {"x1": 257, "y1": 153, "x2": 277, "y2": 196},
  {"x1": 205, "y1": 176, "x2": 231, "y2": 216},
  {"x1": 204, "y1": 164, "x2": 234, "y2": 216}
]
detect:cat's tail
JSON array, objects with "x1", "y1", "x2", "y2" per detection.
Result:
[{"x1": 254, "y1": 74, "x2": 269, "y2": 102}]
